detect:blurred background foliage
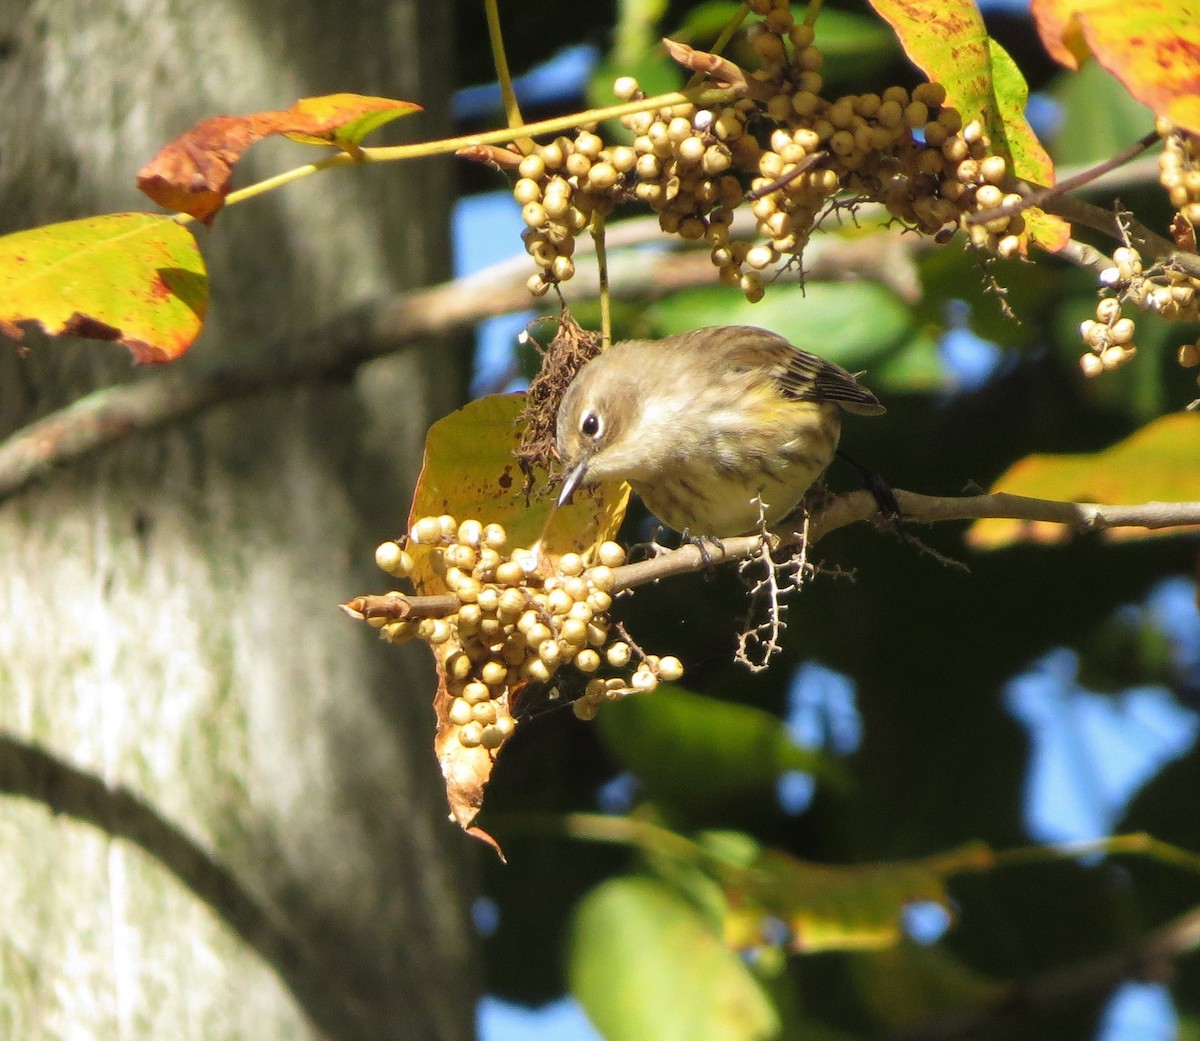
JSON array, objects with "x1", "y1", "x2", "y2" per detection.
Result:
[{"x1": 451, "y1": 2, "x2": 1200, "y2": 1039}]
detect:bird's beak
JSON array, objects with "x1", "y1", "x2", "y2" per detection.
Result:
[{"x1": 557, "y1": 456, "x2": 591, "y2": 508}]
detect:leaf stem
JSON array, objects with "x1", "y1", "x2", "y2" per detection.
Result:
[{"x1": 202, "y1": 87, "x2": 738, "y2": 218}]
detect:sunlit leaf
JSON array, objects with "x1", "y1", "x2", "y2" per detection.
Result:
[
  {"x1": 597, "y1": 685, "x2": 849, "y2": 812},
  {"x1": 570, "y1": 876, "x2": 780, "y2": 1041},
  {"x1": 969, "y1": 413, "x2": 1200, "y2": 548},
  {"x1": 867, "y1": 0, "x2": 1068, "y2": 250},
  {"x1": 722, "y1": 846, "x2": 958, "y2": 953},
  {"x1": 0, "y1": 213, "x2": 206, "y2": 363},
  {"x1": 407, "y1": 394, "x2": 628, "y2": 836},
  {"x1": 137, "y1": 93, "x2": 422, "y2": 222},
  {"x1": 1032, "y1": 0, "x2": 1200, "y2": 133}
]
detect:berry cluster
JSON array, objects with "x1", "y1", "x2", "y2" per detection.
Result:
[
  {"x1": 1080, "y1": 243, "x2": 1200, "y2": 381},
  {"x1": 1159, "y1": 121, "x2": 1200, "y2": 231},
  {"x1": 510, "y1": 0, "x2": 1028, "y2": 301},
  {"x1": 373, "y1": 515, "x2": 682, "y2": 750}
]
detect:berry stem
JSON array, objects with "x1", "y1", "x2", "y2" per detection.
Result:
[
  {"x1": 591, "y1": 211, "x2": 612, "y2": 349},
  {"x1": 483, "y1": 0, "x2": 536, "y2": 156}
]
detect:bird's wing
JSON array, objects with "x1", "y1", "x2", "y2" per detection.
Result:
[{"x1": 721, "y1": 327, "x2": 887, "y2": 416}]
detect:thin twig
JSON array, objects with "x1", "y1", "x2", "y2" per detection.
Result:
[
  {"x1": 882, "y1": 902, "x2": 1200, "y2": 1041},
  {"x1": 967, "y1": 130, "x2": 1161, "y2": 228}
]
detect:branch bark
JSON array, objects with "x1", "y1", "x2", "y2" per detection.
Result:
[
  {"x1": 883, "y1": 901, "x2": 1200, "y2": 1041},
  {"x1": 348, "y1": 489, "x2": 1200, "y2": 620}
]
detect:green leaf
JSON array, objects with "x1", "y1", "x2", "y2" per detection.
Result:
[
  {"x1": 570, "y1": 876, "x2": 780, "y2": 1041},
  {"x1": 723, "y1": 847, "x2": 957, "y2": 953},
  {"x1": 647, "y1": 282, "x2": 913, "y2": 371},
  {"x1": 811, "y1": 9, "x2": 900, "y2": 69},
  {"x1": 969, "y1": 412, "x2": 1200, "y2": 548},
  {"x1": 870, "y1": 333, "x2": 948, "y2": 392},
  {"x1": 0, "y1": 213, "x2": 207, "y2": 363},
  {"x1": 597, "y1": 685, "x2": 849, "y2": 811}
]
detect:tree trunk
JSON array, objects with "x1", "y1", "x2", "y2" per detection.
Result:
[{"x1": 0, "y1": 2, "x2": 476, "y2": 1039}]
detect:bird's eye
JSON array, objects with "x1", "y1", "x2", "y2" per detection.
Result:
[{"x1": 580, "y1": 411, "x2": 602, "y2": 439}]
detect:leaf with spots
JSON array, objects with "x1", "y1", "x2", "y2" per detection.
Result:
[
  {"x1": 866, "y1": 0, "x2": 1068, "y2": 250},
  {"x1": 406, "y1": 394, "x2": 628, "y2": 841},
  {"x1": 0, "y1": 213, "x2": 207, "y2": 363},
  {"x1": 1031, "y1": 0, "x2": 1200, "y2": 133},
  {"x1": 137, "y1": 93, "x2": 422, "y2": 223},
  {"x1": 969, "y1": 413, "x2": 1200, "y2": 548}
]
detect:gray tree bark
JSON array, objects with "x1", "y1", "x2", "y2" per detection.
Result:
[{"x1": 0, "y1": 2, "x2": 477, "y2": 1039}]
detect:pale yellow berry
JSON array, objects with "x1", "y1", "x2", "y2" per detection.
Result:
[
  {"x1": 1110, "y1": 317, "x2": 1135, "y2": 345},
  {"x1": 1178, "y1": 342, "x2": 1200, "y2": 367},
  {"x1": 979, "y1": 155, "x2": 1007, "y2": 184},
  {"x1": 473, "y1": 700, "x2": 498, "y2": 726},
  {"x1": 381, "y1": 620, "x2": 415, "y2": 643},
  {"x1": 418, "y1": 618, "x2": 451, "y2": 645},
  {"x1": 560, "y1": 617, "x2": 589, "y2": 646},
  {"x1": 613, "y1": 75, "x2": 640, "y2": 101},
  {"x1": 463, "y1": 681, "x2": 491, "y2": 704},
  {"x1": 631, "y1": 667, "x2": 659, "y2": 692},
  {"x1": 526, "y1": 658, "x2": 554, "y2": 684},
  {"x1": 459, "y1": 722, "x2": 484, "y2": 748},
  {"x1": 480, "y1": 660, "x2": 508, "y2": 687},
  {"x1": 1096, "y1": 297, "x2": 1122, "y2": 324},
  {"x1": 526, "y1": 621, "x2": 552, "y2": 648},
  {"x1": 656, "y1": 656, "x2": 684, "y2": 682},
  {"x1": 559, "y1": 552, "x2": 584, "y2": 576},
  {"x1": 480, "y1": 724, "x2": 506, "y2": 750},
  {"x1": 411, "y1": 516, "x2": 441, "y2": 545},
  {"x1": 573, "y1": 698, "x2": 600, "y2": 721},
  {"x1": 606, "y1": 642, "x2": 632, "y2": 668},
  {"x1": 448, "y1": 698, "x2": 474, "y2": 726},
  {"x1": 374, "y1": 541, "x2": 411, "y2": 577},
  {"x1": 575, "y1": 649, "x2": 601, "y2": 673}
]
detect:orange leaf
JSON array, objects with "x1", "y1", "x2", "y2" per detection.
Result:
[
  {"x1": 969, "y1": 413, "x2": 1200, "y2": 548},
  {"x1": 0, "y1": 213, "x2": 206, "y2": 363},
  {"x1": 1032, "y1": 0, "x2": 1200, "y2": 133},
  {"x1": 137, "y1": 93, "x2": 421, "y2": 223},
  {"x1": 406, "y1": 394, "x2": 628, "y2": 836}
]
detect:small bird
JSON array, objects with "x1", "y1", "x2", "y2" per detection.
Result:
[{"x1": 555, "y1": 325, "x2": 886, "y2": 537}]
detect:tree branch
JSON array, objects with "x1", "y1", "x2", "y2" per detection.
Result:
[
  {"x1": 348, "y1": 489, "x2": 1200, "y2": 619},
  {"x1": 0, "y1": 216, "x2": 928, "y2": 505},
  {"x1": 882, "y1": 901, "x2": 1200, "y2": 1041}
]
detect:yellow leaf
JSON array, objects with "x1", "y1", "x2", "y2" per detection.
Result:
[
  {"x1": 0, "y1": 213, "x2": 206, "y2": 363},
  {"x1": 969, "y1": 412, "x2": 1200, "y2": 548}
]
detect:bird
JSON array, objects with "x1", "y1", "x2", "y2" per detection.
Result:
[{"x1": 555, "y1": 325, "x2": 885, "y2": 537}]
